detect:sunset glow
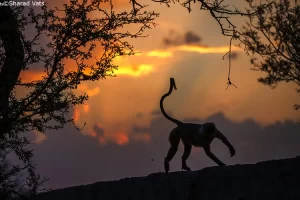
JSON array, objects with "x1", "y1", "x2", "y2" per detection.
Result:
[
  {"x1": 112, "y1": 64, "x2": 154, "y2": 77},
  {"x1": 86, "y1": 130, "x2": 97, "y2": 138},
  {"x1": 86, "y1": 88, "x2": 100, "y2": 97},
  {"x1": 22, "y1": 1, "x2": 298, "y2": 150},
  {"x1": 98, "y1": 136, "x2": 107, "y2": 144},
  {"x1": 147, "y1": 51, "x2": 173, "y2": 58},
  {"x1": 32, "y1": 130, "x2": 47, "y2": 144},
  {"x1": 113, "y1": 132, "x2": 129, "y2": 145},
  {"x1": 176, "y1": 45, "x2": 241, "y2": 54},
  {"x1": 73, "y1": 106, "x2": 80, "y2": 123},
  {"x1": 83, "y1": 104, "x2": 90, "y2": 113},
  {"x1": 20, "y1": 71, "x2": 45, "y2": 82},
  {"x1": 24, "y1": 0, "x2": 300, "y2": 190}
]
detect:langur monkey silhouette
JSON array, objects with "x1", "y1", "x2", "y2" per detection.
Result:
[{"x1": 160, "y1": 78, "x2": 236, "y2": 173}]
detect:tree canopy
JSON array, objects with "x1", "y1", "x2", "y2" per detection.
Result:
[
  {"x1": 1, "y1": 0, "x2": 298, "y2": 199},
  {"x1": 241, "y1": 0, "x2": 300, "y2": 110},
  {"x1": 0, "y1": 0, "x2": 157, "y2": 198}
]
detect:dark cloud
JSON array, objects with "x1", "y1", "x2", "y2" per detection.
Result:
[
  {"x1": 93, "y1": 124, "x2": 105, "y2": 136},
  {"x1": 230, "y1": 52, "x2": 238, "y2": 60},
  {"x1": 163, "y1": 30, "x2": 202, "y2": 46},
  {"x1": 31, "y1": 112, "x2": 300, "y2": 190},
  {"x1": 132, "y1": 125, "x2": 149, "y2": 133},
  {"x1": 184, "y1": 31, "x2": 201, "y2": 44},
  {"x1": 223, "y1": 51, "x2": 239, "y2": 60}
]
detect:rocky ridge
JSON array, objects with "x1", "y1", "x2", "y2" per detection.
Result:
[{"x1": 36, "y1": 156, "x2": 300, "y2": 200}]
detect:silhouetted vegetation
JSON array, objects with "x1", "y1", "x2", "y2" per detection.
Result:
[
  {"x1": 0, "y1": 0, "x2": 157, "y2": 198},
  {"x1": 241, "y1": 0, "x2": 300, "y2": 110},
  {"x1": 133, "y1": 0, "x2": 253, "y2": 36},
  {"x1": 1, "y1": 0, "x2": 297, "y2": 199}
]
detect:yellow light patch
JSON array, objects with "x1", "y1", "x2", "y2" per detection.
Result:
[
  {"x1": 147, "y1": 51, "x2": 173, "y2": 58},
  {"x1": 112, "y1": 64, "x2": 153, "y2": 77},
  {"x1": 177, "y1": 45, "x2": 232, "y2": 53}
]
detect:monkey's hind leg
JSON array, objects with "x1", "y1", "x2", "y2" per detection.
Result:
[
  {"x1": 164, "y1": 128, "x2": 180, "y2": 174},
  {"x1": 182, "y1": 144, "x2": 192, "y2": 171}
]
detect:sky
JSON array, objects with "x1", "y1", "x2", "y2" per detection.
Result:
[{"x1": 15, "y1": 0, "x2": 300, "y2": 190}]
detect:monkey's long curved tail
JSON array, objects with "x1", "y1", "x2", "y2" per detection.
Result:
[{"x1": 160, "y1": 78, "x2": 183, "y2": 126}]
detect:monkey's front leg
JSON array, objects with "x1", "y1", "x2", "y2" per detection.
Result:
[
  {"x1": 203, "y1": 145, "x2": 226, "y2": 166},
  {"x1": 182, "y1": 144, "x2": 192, "y2": 171}
]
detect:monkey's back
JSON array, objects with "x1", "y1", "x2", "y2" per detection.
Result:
[
  {"x1": 180, "y1": 123, "x2": 216, "y2": 147},
  {"x1": 178, "y1": 123, "x2": 202, "y2": 145}
]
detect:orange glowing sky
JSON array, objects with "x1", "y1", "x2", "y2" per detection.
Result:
[
  {"x1": 17, "y1": 0, "x2": 300, "y2": 191},
  {"x1": 22, "y1": 0, "x2": 299, "y2": 146}
]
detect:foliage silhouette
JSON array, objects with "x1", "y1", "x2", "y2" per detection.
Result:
[
  {"x1": 1, "y1": 0, "x2": 293, "y2": 199},
  {"x1": 0, "y1": 0, "x2": 157, "y2": 198},
  {"x1": 241, "y1": 0, "x2": 300, "y2": 110}
]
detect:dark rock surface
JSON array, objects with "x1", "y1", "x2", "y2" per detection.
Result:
[{"x1": 36, "y1": 156, "x2": 300, "y2": 200}]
